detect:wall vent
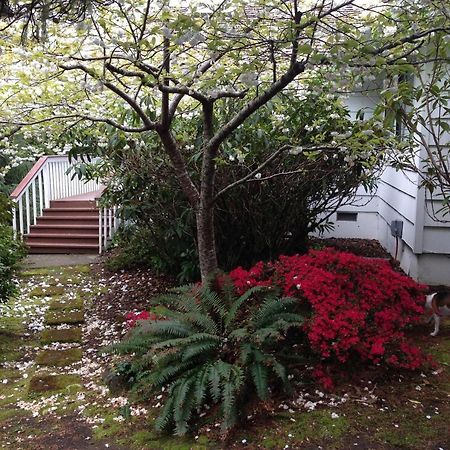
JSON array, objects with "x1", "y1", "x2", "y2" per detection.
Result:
[{"x1": 336, "y1": 212, "x2": 358, "y2": 222}]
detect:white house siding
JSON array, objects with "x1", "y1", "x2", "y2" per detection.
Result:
[{"x1": 315, "y1": 86, "x2": 450, "y2": 285}]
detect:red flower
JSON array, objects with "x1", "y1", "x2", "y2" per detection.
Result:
[
  {"x1": 125, "y1": 311, "x2": 160, "y2": 328},
  {"x1": 229, "y1": 248, "x2": 429, "y2": 378}
]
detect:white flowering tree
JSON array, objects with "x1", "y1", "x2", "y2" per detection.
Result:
[
  {"x1": 382, "y1": 56, "x2": 450, "y2": 217},
  {"x1": 1, "y1": 0, "x2": 449, "y2": 280}
]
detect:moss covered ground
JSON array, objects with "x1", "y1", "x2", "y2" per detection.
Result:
[{"x1": 0, "y1": 264, "x2": 449, "y2": 449}]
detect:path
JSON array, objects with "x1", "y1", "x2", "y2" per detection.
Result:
[
  {"x1": 0, "y1": 264, "x2": 123, "y2": 450},
  {"x1": 23, "y1": 254, "x2": 99, "y2": 269}
]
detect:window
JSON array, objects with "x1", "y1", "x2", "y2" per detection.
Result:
[{"x1": 336, "y1": 212, "x2": 358, "y2": 221}]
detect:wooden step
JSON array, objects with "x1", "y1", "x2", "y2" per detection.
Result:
[
  {"x1": 27, "y1": 241, "x2": 99, "y2": 254},
  {"x1": 50, "y1": 200, "x2": 97, "y2": 209},
  {"x1": 24, "y1": 193, "x2": 106, "y2": 254},
  {"x1": 42, "y1": 208, "x2": 99, "y2": 218},
  {"x1": 29, "y1": 224, "x2": 99, "y2": 235},
  {"x1": 28, "y1": 247, "x2": 99, "y2": 254},
  {"x1": 36, "y1": 216, "x2": 100, "y2": 226},
  {"x1": 26, "y1": 234, "x2": 99, "y2": 245}
]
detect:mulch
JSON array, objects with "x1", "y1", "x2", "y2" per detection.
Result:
[{"x1": 85, "y1": 238, "x2": 450, "y2": 449}]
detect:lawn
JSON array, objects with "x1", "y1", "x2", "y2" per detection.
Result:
[{"x1": 0, "y1": 262, "x2": 449, "y2": 449}]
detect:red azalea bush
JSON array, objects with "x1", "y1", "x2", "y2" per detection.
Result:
[
  {"x1": 230, "y1": 248, "x2": 429, "y2": 377},
  {"x1": 125, "y1": 310, "x2": 160, "y2": 328}
]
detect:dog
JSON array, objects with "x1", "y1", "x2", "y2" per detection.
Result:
[{"x1": 425, "y1": 291, "x2": 450, "y2": 336}]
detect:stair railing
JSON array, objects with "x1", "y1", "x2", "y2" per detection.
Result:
[
  {"x1": 10, "y1": 155, "x2": 103, "y2": 237},
  {"x1": 98, "y1": 204, "x2": 121, "y2": 254}
]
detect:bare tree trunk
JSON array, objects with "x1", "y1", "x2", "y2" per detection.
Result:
[
  {"x1": 197, "y1": 201, "x2": 218, "y2": 280},
  {"x1": 159, "y1": 127, "x2": 218, "y2": 281},
  {"x1": 197, "y1": 102, "x2": 219, "y2": 280}
]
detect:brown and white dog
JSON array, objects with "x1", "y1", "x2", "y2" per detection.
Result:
[{"x1": 425, "y1": 291, "x2": 450, "y2": 336}]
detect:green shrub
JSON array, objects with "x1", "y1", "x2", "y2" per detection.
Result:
[
  {"x1": 0, "y1": 193, "x2": 12, "y2": 226},
  {"x1": 0, "y1": 162, "x2": 34, "y2": 195},
  {"x1": 97, "y1": 85, "x2": 383, "y2": 279},
  {"x1": 109, "y1": 279, "x2": 303, "y2": 435},
  {"x1": 0, "y1": 224, "x2": 27, "y2": 303},
  {"x1": 106, "y1": 225, "x2": 199, "y2": 282}
]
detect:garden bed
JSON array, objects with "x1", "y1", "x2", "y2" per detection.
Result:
[
  {"x1": 308, "y1": 237, "x2": 392, "y2": 259},
  {"x1": 1, "y1": 243, "x2": 449, "y2": 449},
  {"x1": 89, "y1": 244, "x2": 450, "y2": 449}
]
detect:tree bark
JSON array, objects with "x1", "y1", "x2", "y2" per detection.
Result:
[
  {"x1": 196, "y1": 202, "x2": 218, "y2": 280},
  {"x1": 197, "y1": 101, "x2": 219, "y2": 280}
]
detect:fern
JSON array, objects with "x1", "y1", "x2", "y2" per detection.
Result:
[
  {"x1": 251, "y1": 363, "x2": 269, "y2": 400},
  {"x1": 109, "y1": 277, "x2": 303, "y2": 435}
]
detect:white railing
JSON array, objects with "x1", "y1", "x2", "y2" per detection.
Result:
[
  {"x1": 10, "y1": 155, "x2": 103, "y2": 237},
  {"x1": 98, "y1": 205, "x2": 121, "y2": 254}
]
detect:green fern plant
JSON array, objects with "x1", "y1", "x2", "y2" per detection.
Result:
[{"x1": 110, "y1": 278, "x2": 304, "y2": 435}]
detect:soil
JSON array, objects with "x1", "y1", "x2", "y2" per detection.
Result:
[
  {"x1": 308, "y1": 237, "x2": 392, "y2": 259},
  {"x1": 2, "y1": 239, "x2": 449, "y2": 450},
  {"x1": 88, "y1": 241, "x2": 450, "y2": 449}
]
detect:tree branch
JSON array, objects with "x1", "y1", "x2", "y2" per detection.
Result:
[
  {"x1": 167, "y1": 52, "x2": 226, "y2": 120},
  {"x1": 105, "y1": 62, "x2": 150, "y2": 82},
  {"x1": 214, "y1": 144, "x2": 292, "y2": 200},
  {"x1": 60, "y1": 62, "x2": 157, "y2": 130},
  {"x1": 159, "y1": 129, "x2": 200, "y2": 208},
  {"x1": 1, "y1": 114, "x2": 152, "y2": 133},
  {"x1": 207, "y1": 61, "x2": 305, "y2": 150},
  {"x1": 372, "y1": 27, "x2": 450, "y2": 56}
]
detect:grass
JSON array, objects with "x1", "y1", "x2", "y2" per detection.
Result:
[
  {"x1": 48, "y1": 297, "x2": 84, "y2": 311},
  {"x1": 1, "y1": 265, "x2": 449, "y2": 450},
  {"x1": 30, "y1": 285, "x2": 66, "y2": 297},
  {"x1": 35, "y1": 348, "x2": 83, "y2": 366},
  {"x1": 244, "y1": 410, "x2": 350, "y2": 449},
  {"x1": 44, "y1": 310, "x2": 85, "y2": 325},
  {"x1": 40, "y1": 327, "x2": 82, "y2": 344},
  {"x1": 21, "y1": 265, "x2": 91, "y2": 277},
  {"x1": 28, "y1": 373, "x2": 83, "y2": 395}
]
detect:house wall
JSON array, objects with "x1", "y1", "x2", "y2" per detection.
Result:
[{"x1": 315, "y1": 86, "x2": 450, "y2": 285}]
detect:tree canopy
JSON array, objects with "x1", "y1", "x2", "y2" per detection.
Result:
[{"x1": 1, "y1": 0, "x2": 449, "y2": 278}]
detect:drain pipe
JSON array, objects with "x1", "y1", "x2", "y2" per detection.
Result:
[{"x1": 390, "y1": 220, "x2": 404, "y2": 262}]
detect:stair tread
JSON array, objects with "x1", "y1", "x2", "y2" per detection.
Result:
[
  {"x1": 38, "y1": 216, "x2": 100, "y2": 220},
  {"x1": 26, "y1": 242, "x2": 99, "y2": 248},
  {"x1": 31, "y1": 224, "x2": 99, "y2": 229},
  {"x1": 44, "y1": 207, "x2": 98, "y2": 211},
  {"x1": 27, "y1": 233, "x2": 99, "y2": 238}
]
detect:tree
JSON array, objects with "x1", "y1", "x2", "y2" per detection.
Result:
[
  {"x1": 1, "y1": 0, "x2": 449, "y2": 280},
  {"x1": 0, "y1": 0, "x2": 109, "y2": 40},
  {"x1": 385, "y1": 55, "x2": 450, "y2": 217}
]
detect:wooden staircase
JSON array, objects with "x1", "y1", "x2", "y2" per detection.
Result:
[
  {"x1": 25, "y1": 198, "x2": 100, "y2": 254},
  {"x1": 11, "y1": 155, "x2": 119, "y2": 254}
]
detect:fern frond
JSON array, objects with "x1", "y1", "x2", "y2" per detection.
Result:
[
  {"x1": 224, "y1": 286, "x2": 265, "y2": 330},
  {"x1": 208, "y1": 363, "x2": 221, "y2": 402},
  {"x1": 199, "y1": 283, "x2": 227, "y2": 318},
  {"x1": 140, "y1": 320, "x2": 194, "y2": 338},
  {"x1": 239, "y1": 342, "x2": 254, "y2": 365},
  {"x1": 267, "y1": 356, "x2": 287, "y2": 383},
  {"x1": 169, "y1": 284, "x2": 198, "y2": 294},
  {"x1": 221, "y1": 379, "x2": 238, "y2": 431},
  {"x1": 180, "y1": 312, "x2": 218, "y2": 334},
  {"x1": 269, "y1": 316, "x2": 303, "y2": 333},
  {"x1": 149, "y1": 360, "x2": 196, "y2": 388},
  {"x1": 251, "y1": 362, "x2": 269, "y2": 400},
  {"x1": 252, "y1": 297, "x2": 299, "y2": 328},
  {"x1": 228, "y1": 327, "x2": 248, "y2": 340},
  {"x1": 154, "y1": 392, "x2": 175, "y2": 431},
  {"x1": 194, "y1": 364, "x2": 211, "y2": 407},
  {"x1": 173, "y1": 376, "x2": 196, "y2": 436},
  {"x1": 182, "y1": 340, "x2": 219, "y2": 362},
  {"x1": 220, "y1": 277, "x2": 237, "y2": 307}
]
